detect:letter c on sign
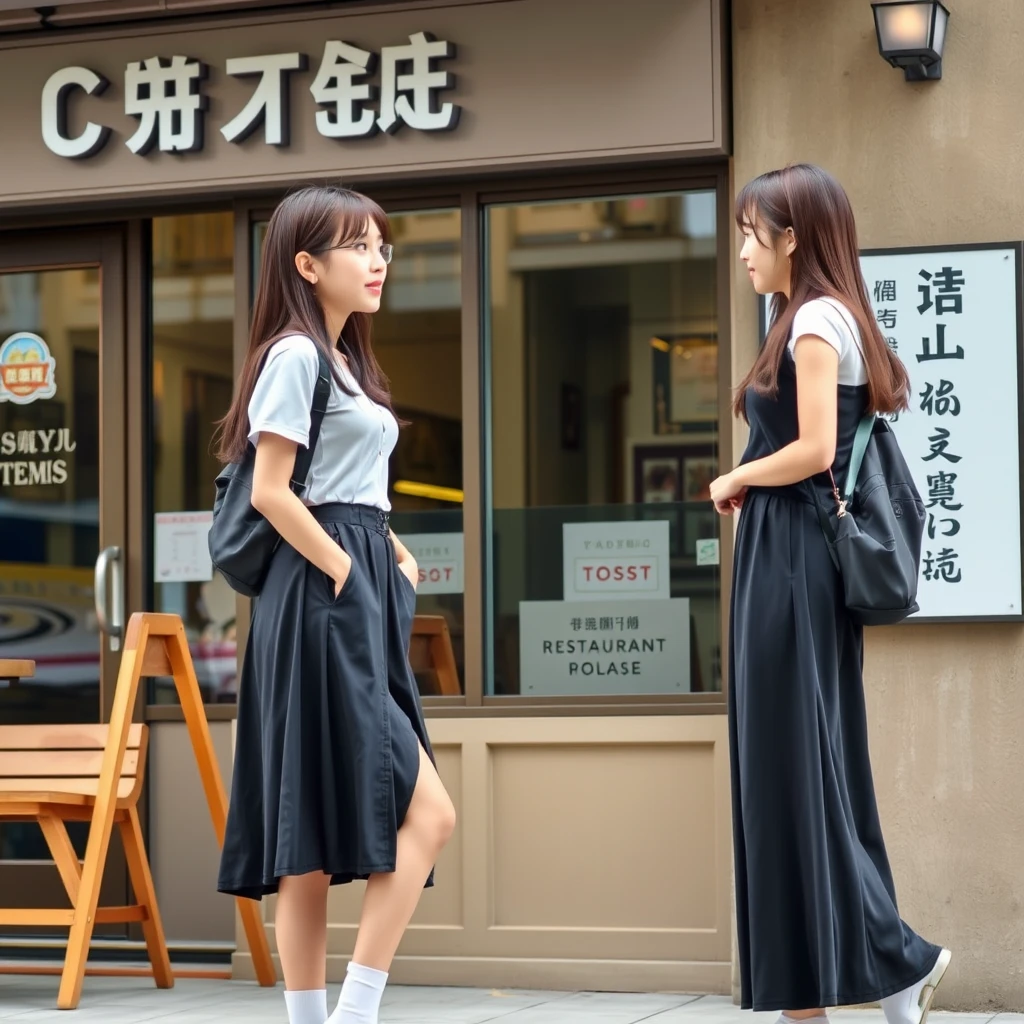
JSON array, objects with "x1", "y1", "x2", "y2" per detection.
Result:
[{"x1": 42, "y1": 67, "x2": 111, "y2": 159}]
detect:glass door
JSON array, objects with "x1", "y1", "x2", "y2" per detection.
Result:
[{"x1": 0, "y1": 229, "x2": 130, "y2": 944}]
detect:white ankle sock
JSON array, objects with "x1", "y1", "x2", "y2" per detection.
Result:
[
  {"x1": 284, "y1": 988, "x2": 328, "y2": 1024},
  {"x1": 328, "y1": 961, "x2": 388, "y2": 1024}
]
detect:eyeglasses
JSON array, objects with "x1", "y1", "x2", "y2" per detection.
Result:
[{"x1": 318, "y1": 241, "x2": 394, "y2": 264}]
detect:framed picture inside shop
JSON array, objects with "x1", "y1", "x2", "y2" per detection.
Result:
[
  {"x1": 650, "y1": 334, "x2": 718, "y2": 435},
  {"x1": 630, "y1": 441, "x2": 718, "y2": 561}
]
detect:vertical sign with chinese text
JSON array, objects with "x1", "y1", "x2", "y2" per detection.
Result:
[{"x1": 760, "y1": 244, "x2": 1022, "y2": 620}]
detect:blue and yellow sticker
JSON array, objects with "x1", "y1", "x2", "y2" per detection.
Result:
[{"x1": 0, "y1": 332, "x2": 57, "y2": 405}]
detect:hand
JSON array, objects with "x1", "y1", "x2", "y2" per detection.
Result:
[
  {"x1": 399, "y1": 556, "x2": 419, "y2": 592},
  {"x1": 333, "y1": 551, "x2": 353, "y2": 598},
  {"x1": 709, "y1": 471, "x2": 748, "y2": 515}
]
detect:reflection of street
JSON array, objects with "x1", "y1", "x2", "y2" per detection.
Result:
[{"x1": 0, "y1": 563, "x2": 98, "y2": 687}]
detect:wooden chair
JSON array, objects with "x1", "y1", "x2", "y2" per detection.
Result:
[
  {"x1": 409, "y1": 614, "x2": 461, "y2": 695},
  {"x1": 0, "y1": 612, "x2": 276, "y2": 1009},
  {"x1": 0, "y1": 723, "x2": 171, "y2": 1009}
]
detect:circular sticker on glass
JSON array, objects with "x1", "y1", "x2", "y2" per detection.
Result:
[{"x1": 0, "y1": 332, "x2": 58, "y2": 405}]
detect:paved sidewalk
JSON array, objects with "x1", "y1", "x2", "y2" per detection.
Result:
[{"x1": 0, "y1": 977, "x2": 1018, "y2": 1024}]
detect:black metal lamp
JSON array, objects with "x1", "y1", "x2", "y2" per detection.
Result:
[{"x1": 872, "y1": 1, "x2": 950, "y2": 81}]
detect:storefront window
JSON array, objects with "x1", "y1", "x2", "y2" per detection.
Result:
[
  {"x1": 484, "y1": 192, "x2": 721, "y2": 697},
  {"x1": 251, "y1": 208, "x2": 465, "y2": 696},
  {"x1": 149, "y1": 212, "x2": 236, "y2": 704}
]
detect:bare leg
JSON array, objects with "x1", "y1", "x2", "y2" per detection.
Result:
[
  {"x1": 353, "y1": 743, "x2": 457, "y2": 969},
  {"x1": 784, "y1": 1011, "x2": 828, "y2": 1019},
  {"x1": 276, "y1": 870, "x2": 332, "y2": 990}
]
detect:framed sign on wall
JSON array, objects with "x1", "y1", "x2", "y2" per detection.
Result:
[{"x1": 758, "y1": 242, "x2": 1023, "y2": 623}]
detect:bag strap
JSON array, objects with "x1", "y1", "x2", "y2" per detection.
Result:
[{"x1": 290, "y1": 350, "x2": 331, "y2": 488}]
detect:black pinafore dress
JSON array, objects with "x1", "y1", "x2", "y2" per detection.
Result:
[{"x1": 728, "y1": 351, "x2": 941, "y2": 1010}]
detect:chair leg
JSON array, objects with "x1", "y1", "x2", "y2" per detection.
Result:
[
  {"x1": 38, "y1": 816, "x2": 82, "y2": 906},
  {"x1": 119, "y1": 805, "x2": 174, "y2": 989}
]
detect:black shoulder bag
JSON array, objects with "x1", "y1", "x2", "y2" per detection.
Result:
[
  {"x1": 814, "y1": 414, "x2": 925, "y2": 626},
  {"x1": 208, "y1": 351, "x2": 331, "y2": 598}
]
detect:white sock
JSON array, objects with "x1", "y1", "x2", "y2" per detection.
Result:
[
  {"x1": 284, "y1": 988, "x2": 328, "y2": 1024},
  {"x1": 328, "y1": 961, "x2": 388, "y2": 1024}
]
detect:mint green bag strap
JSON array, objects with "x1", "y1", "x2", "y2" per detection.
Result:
[{"x1": 841, "y1": 414, "x2": 876, "y2": 500}]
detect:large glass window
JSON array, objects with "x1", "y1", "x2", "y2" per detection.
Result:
[
  {"x1": 484, "y1": 191, "x2": 721, "y2": 698},
  {"x1": 149, "y1": 212, "x2": 236, "y2": 703},
  {"x1": 251, "y1": 208, "x2": 465, "y2": 696}
]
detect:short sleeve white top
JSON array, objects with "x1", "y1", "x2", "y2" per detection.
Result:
[
  {"x1": 246, "y1": 334, "x2": 398, "y2": 510},
  {"x1": 788, "y1": 297, "x2": 867, "y2": 386}
]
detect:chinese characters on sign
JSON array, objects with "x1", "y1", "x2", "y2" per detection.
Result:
[
  {"x1": 518, "y1": 598, "x2": 692, "y2": 696},
  {"x1": 41, "y1": 31, "x2": 460, "y2": 159},
  {"x1": 761, "y1": 246, "x2": 1022, "y2": 619}
]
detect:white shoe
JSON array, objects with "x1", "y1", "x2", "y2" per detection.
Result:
[
  {"x1": 881, "y1": 948, "x2": 952, "y2": 1024},
  {"x1": 917, "y1": 948, "x2": 952, "y2": 1024}
]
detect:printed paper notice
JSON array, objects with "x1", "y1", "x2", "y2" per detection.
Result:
[{"x1": 155, "y1": 511, "x2": 214, "y2": 583}]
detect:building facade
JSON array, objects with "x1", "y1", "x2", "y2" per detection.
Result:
[{"x1": 0, "y1": 0, "x2": 1017, "y2": 1010}]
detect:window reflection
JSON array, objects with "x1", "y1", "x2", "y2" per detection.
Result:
[
  {"x1": 485, "y1": 192, "x2": 721, "y2": 697},
  {"x1": 149, "y1": 212, "x2": 236, "y2": 704}
]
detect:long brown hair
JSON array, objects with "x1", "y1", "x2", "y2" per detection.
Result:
[
  {"x1": 215, "y1": 185, "x2": 396, "y2": 464},
  {"x1": 733, "y1": 164, "x2": 910, "y2": 420}
]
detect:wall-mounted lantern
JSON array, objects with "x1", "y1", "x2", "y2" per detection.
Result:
[{"x1": 872, "y1": 1, "x2": 949, "y2": 81}]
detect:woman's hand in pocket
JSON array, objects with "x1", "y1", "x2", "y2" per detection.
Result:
[
  {"x1": 399, "y1": 556, "x2": 419, "y2": 592},
  {"x1": 333, "y1": 550, "x2": 354, "y2": 599}
]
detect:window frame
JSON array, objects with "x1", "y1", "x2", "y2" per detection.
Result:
[{"x1": 151, "y1": 163, "x2": 733, "y2": 722}]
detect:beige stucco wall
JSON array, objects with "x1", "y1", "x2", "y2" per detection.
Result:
[{"x1": 732, "y1": 0, "x2": 1024, "y2": 1010}]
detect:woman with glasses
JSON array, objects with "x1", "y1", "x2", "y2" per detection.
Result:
[{"x1": 214, "y1": 185, "x2": 456, "y2": 1024}]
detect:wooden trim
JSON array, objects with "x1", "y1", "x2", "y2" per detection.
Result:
[{"x1": 460, "y1": 186, "x2": 483, "y2": 707}]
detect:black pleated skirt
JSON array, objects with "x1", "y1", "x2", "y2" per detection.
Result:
[
  {"x1": 728, "y1": 488, "x2": 940, "y2": 1011},
  {"x1": 218, "y1": 502, "x2": 435, "y2": 901}
]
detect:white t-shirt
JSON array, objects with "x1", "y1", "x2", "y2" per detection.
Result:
[
  {"x1": 788, "y1": 297, "x2": 867, "y2": 386},
  {"x1": 247, "y1": 334, "x2": 398, "y2": 510}
]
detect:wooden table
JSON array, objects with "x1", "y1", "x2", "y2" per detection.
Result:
[{"x1": 0, "y1": 660, "x2": 35, "y2": 687}]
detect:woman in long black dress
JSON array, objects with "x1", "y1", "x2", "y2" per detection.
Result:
[
  {"x1": 214, "y1": 186, "x2": 456, "y2": 1024},
  {"x1": 710, "y1": 165, "x2": 951, "y2": 1024}
]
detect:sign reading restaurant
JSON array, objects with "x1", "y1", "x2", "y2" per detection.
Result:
[{"x1": 41, "y1": 31, "x2": 459, "y2": 159}]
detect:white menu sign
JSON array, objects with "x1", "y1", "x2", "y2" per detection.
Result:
[
  {"x1": 760, "y1": 244, "x2": 1022, "y2": 620},
  {"x1": 562, "y1": 521, "x2": 671, "y2": 602},
  {"x1": 155, "y1": 511, "x2": 214, "y2": 583},
  {"x1": 519, "y1": 597, "x2": 691, "y2": 695}
]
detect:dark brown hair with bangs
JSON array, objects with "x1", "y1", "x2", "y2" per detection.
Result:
[
  {"x1": 733, "y1": 164, "x2": 910, "y2": 421},
  {"x1": 215, "y1": 185, "x2": 396, "y2": 464}
]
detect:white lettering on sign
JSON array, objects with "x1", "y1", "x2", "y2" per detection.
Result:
[
  {"x1": 40, "y1": 66, "x2": 111, "y2": 159},
  {"x1": 125, "y1": 56, "x2": 209, "y2": 155},
  {"x1": 0, "y1": 459, "x2": 68, "y2": 487},
  {"x1": 562, "y1": 521, "x2": 670, "y2": 601},
  {"x1": 400, "y1": 532, "x2": 463, "y2": 595},
  {"x1": 220, "y1": 52, "x2": 308, "y2": 146},
  {"x1": 519, "y1": 598, "x2": 691, "y2": 696},
  {"x1": 760, "y1": 244, "x2": 1022, "y2": 620},
  {"x1": 41, "y1": 32, "x2": 460, "y2": 159},
  {"x1": 0, "y1": 430, "x2": 76, "y2": 454}
]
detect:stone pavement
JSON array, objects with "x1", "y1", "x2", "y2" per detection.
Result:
[{"x1": 0, "y1": 977, "x2": 1018, "y2": 1024}]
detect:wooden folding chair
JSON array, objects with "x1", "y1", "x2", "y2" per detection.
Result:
[
  {"x1": 0, "y1": 722, "x2": 172, "y2": 1008},
  {"x1": 0, "y1": 612, "x2": 276, "y2": 1009}
]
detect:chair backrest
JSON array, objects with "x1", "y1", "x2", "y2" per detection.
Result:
[
  {"x1": 0, "y1": 724, "x2": 148, "y2": 800},
  {"x1": 409, "y1": 614, "x2": 461, "y2": 696}
]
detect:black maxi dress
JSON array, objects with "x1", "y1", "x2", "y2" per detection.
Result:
[
  {"x1": 729, "y1": 352, "x2": 941, "y2": 1011},
  {"x1": 217, "y1": 502, "x2": 435, "y2": 900}
]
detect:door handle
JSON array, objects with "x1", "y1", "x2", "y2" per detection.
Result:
[{"x1": 94, "y1": 545, "x2": 124, "y2": 653}]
